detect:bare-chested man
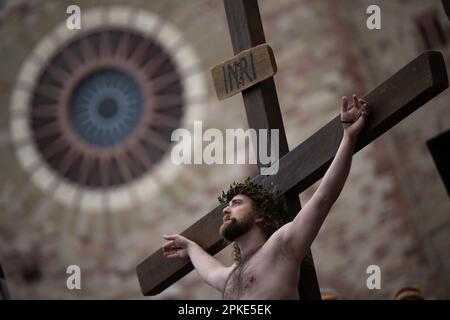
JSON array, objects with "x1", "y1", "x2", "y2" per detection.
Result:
[{"x1": 162, "y1": 94, "x2": 370, "y2": 299}]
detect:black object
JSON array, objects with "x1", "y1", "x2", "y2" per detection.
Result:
[
  {"x1": 443, "y1": 0, "x2": 450, "y2": 20},
  {"x1": 0, "y1": 264, "x2": 11, "y2": 300},
  {"x1": 427, "y1": 128, "x2": 450, "y2": 198}
]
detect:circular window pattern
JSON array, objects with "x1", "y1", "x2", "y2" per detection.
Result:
[
  {"x1": 30, "y1": 28, "x2": 184, "y2": 188},
  {"x1": 69, "y1": 69, "x2": 144, "y2": 148},
  {"x1": 10, "y1": 7, "x2": 207, "y2": 212}
]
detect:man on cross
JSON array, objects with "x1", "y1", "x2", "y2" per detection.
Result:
[{"x1": 162, "y1": 94, "x2": 370, "y2": 299}]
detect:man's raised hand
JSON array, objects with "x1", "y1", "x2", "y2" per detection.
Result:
[{"x1": 341, "y1": 94, "x2": 370, "y2": 139}]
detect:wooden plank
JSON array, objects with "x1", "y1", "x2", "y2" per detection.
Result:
[
  {"x1": 136, "y1": 50, "x2": 448, "y2": 296},
  {"x1": 223, "y1": 0, "x2": 320, "y2": 300},
  {"x1": 211, "y1": 44, "x2": 277, "y2": 100}
]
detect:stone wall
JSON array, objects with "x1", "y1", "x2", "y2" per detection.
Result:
[{"x1": 0, "y1": 0, "x2": 449, "y2": 299}]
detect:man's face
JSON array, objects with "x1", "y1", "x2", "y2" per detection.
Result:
[{"x1": 219, "y1": 194, "x2": 257, "y2": 242}]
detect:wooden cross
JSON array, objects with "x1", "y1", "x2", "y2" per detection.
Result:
[{"x1": 136, "y1": 0, "x2": 448, "y2": 298}]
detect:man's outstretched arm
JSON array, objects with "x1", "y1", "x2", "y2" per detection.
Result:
[
  {"x1": 162, "y1": 234, "x2": 234, "y2": 291},
  {"x1": 312, "y1": 94, "x2": 369, "y2": 207},
  {"x1": 274, "y1": 94, "x2": 370, "y2": 261}
]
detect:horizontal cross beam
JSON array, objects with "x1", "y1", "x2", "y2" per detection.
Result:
[{"x1": 136, "y1": 50, "x2": 448, "y2": 296}]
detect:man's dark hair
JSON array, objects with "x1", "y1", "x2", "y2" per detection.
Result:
[{"x1": 218, "y1": 177, "x2": 288, "y2": 262}]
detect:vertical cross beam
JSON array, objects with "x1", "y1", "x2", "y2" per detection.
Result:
[{"x1": 223, "y1": 0, "x2": 321, "y2": 299}]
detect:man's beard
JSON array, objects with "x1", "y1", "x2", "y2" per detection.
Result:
[{"x1": 219, "y1": 214, "x2": 254, "y2": 242}]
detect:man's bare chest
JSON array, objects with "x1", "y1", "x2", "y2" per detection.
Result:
[{"x1": 223, "y1": 258, "x2": 260, "y2": 300}]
